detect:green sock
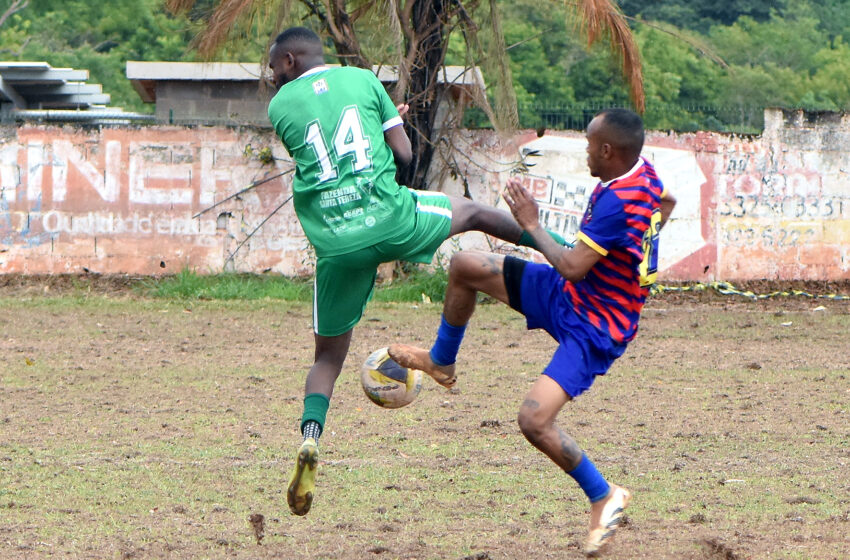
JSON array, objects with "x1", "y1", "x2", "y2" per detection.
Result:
[
  {"x1": 301, "y1": 393, "x2": 330, "y2": 436},
  {"x1": 518, "y1": 229, "x2": 572, "y2": 249}
]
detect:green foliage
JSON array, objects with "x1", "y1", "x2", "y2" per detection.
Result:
[
  {"x1": 620, "y1": 0, "x2": 787, "y2": 32},
  {"x1": 3, "y1": 0, "x2": 850, "y2": 129},
  {"x1": 809, "y1": 38, "x2": 850, "y2": 108},
  {"x1": 496, "y1": 0, "x2": 578, "y2": 109},
  {"x1": 138, "y1": 267, "x2": 450, "y2": 303},
  {"x1": 637, "y1": 26, "x2": 721, "y2": 106},
  {"x1": 373, "y1": 267, "x2": 448, "y2": 303},
  {"x1": 707, "y1": 5, "x2": 850, "y2": 112},
  {"x1": 808, "y1": 0, "x2": 850, "y2": 40},
  {"x1": 709, "y1": 14, "x2": 824, "y2": 72},
  {"x1": 139, "y1": 269, "x2": 313, "y2": 301},
  {"x1": 484, "y1": 0, "x2": 850, "y2": 132},
  {"x1": 0, "y1": 0, "x2": 198, "y2": 112}
]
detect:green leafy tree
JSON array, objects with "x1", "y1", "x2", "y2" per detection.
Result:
[
  {"x1": 619, "y1": 0, "x2": 786, "y2": 32},
  {"x1": 492, "y1": 0, "x2": 580, "y2": 126},
  {"x1": 709, "y1": 13, "x2": 824, "y2": 72},
  {"x1": 0, "y1": 0, "x2": 28, "y2": 28},
  {"x1": 807, "y1": 0, "x2": 850, "y2": 40},
  {"x1": 706, "y1": 2, "x2": 850, "y2": 113},
  {"x1": 809, "y1": 38, "x2": 850, "y2": 109}
]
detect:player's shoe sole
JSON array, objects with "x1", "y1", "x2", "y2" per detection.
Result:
[
  {"x1": 584, "y1": 485, "x2": 631, "y2": 557},
  {"x1": 388, "y1": 344, "x2": 457, "y2": 388},
  {"x1": 287, "y1": 437, "x2": 318, "y2": 516}
]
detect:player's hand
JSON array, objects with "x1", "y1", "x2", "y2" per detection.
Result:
[
  {"x1": 503, "y1": 177, "x2": 540, "y2": 231},
  {"x1": 396, "y1": 103, "x2": 410, "y2": 118}
]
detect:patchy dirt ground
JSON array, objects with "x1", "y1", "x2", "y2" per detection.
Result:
[{"x1": 0, "y1": 276, "x2": 848, "y2": 559}]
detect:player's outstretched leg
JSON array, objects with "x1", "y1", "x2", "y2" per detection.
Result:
[
  {"x1": 584, "y1": 484, "x2": 632, "y2": 557},
  {"x1": 287, "y1": 437, "x2": 319, "y2": 516},
  {"x1": 388, "y1": 344, "x2": 456, "y2": 388},
  {"x1": 447, "y1": 195, "x2": 570, "y2": 247}
]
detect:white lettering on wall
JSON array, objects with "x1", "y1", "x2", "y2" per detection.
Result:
[
  {"x1": 129, "y1": 142, "x2": 193, "y2": 205},
  {"x1": 0, "y1": 145, "x2": 19, "y2": 201},
  {"x1": 41, "y1": 210, "x2": 216, "y2": 236},
  {"x1": 27, "y1": 142, "x2": 43, "y2": 202},
  {"x1": 50, "y1": 140, "x2": 120, "y2": 202}
]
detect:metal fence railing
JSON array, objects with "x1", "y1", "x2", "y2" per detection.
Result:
[
  {"x1": 464, "y1": 101, "x2": 769, "y2": 134},
  {"x1": 6, "y1": 102, "x2": 772, "y2": 134}
]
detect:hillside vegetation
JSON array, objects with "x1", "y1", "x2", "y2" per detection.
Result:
[{"x1": 1, "y1": 0, "x2": 848, "y2": 129}]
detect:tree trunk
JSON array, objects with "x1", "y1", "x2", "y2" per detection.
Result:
[
  {"x1": 396, "y1": 0, "x2": 447, "y2": 191},
  {"x1": 324, "y1": 0, "x2": 371, "y2": 69}
]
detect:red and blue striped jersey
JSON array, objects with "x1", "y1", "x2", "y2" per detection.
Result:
[{"x1": 565, "y1": 158, "x2": 666, "y2": 343}]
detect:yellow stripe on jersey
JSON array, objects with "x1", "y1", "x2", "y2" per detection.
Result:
[{"x1": 577, "y1": 231, "x2": 608, "y2": 256}]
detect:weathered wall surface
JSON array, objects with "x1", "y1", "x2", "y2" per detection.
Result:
[
  {"x1": 0, "y1": 125, "x2": 304, "y2": 275},
  {"x1": 1, "y1": 108, "x2": 848, "y2": 280}
]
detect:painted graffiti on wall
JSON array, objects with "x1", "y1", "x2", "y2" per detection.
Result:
[
  {"x1": 0, "y1": 127, "x2": 302, "y2": 274},
  {"x1": 493, "y1": 135, "x2": 708, "y2": 277},
  {"x1": 1, "y1": 108, "x2": 849, "y2": 280},
  {"x1": 716, "y1": 138, "x2": 850, "y2": 279}
]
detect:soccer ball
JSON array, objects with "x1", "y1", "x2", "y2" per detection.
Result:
[{"x1": 360, "y1": 347, "x2": 423, "y2": 408}]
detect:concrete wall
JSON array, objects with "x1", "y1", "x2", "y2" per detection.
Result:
[
  {"x1": 154, "y1": 82, "x2": 273, "y2": 125},
  {"x1": 1, "y1": 108, "x2": 848, "y2": 280}
]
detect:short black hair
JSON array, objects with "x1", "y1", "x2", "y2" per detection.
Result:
[
  {"x1": 597, "y1": 108, "x2": 644, "y2": 157},
  {"x1": 274, "y1": 27, "x2": 321, "y2": 49}
]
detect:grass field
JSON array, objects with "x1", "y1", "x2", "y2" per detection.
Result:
[{"x1": 0, "y1": 280, "x2": 848, "y2": 559}]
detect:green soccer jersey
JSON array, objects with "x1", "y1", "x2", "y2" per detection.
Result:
[{"x1": 268, "y1": 66, "x2": 416, "y2": 257}]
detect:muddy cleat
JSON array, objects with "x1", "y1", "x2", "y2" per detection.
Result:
[
  {"x1": 388, "y1": 344, "x2": 457, "y2": 388},
  {"x1": 287, "y1": 437, "x2": 318, "y2": 516},
  {"x1": 584, "y1": 485, "x2": 631, "y2": 557}
]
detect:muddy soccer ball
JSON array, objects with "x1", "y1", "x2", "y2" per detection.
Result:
[{"x1": 360, "y1": 347, "x2": 423, "y2": 408}]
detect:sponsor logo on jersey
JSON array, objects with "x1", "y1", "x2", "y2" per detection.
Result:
[{"x1": 312, "y1": 79, "x2": 329, "y2": 95}]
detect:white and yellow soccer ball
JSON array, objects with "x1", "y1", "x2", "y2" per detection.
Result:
[{"x1": 360, "y1": 347, "x2": 423, "y2": 408}]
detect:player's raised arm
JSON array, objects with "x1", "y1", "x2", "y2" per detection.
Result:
[{"x1": 503, "y1": 177, "x2": 600, "y2": 283}]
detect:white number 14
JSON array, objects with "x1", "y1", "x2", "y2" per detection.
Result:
[{"x1": 305, "y1": 105, "x2": 372, "y2": 183}]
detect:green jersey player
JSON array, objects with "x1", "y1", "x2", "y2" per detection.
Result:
[{"x1": 267, "y1": 26, "x2": 567, "y2": 517}]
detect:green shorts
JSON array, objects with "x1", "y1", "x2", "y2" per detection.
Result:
[{"x1": 313, "y1": 190, "x2": 452, "y2": 337}]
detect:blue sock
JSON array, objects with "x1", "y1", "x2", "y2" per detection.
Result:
[
  {"x1": 429, "y1": 315, "x2": 467, "y2": 367},
  {"x1": 567, "y1": 454, "x2": 610, "y2": 503}
]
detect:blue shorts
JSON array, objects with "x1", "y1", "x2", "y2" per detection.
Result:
[{"x1": 503, "y1": 256, "x2": 628, "y2": 398}]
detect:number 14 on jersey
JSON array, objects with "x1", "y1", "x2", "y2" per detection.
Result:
[{"x1": 305, "y1": 105, "x2": 374, "y2": 184}]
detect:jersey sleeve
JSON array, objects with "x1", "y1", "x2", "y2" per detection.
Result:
[
  {"x1": 369, "y1": 72, "x2": 403, "y2": 131},
  {"x1": 576, "y1": 191, "x2": 627, "y2": 256}
]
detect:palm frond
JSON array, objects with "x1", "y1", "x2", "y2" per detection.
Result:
[
  {"x1": 484, "y1": 0, "x2": 519, "y2": 130},
  {"x1": 381, "y1": 0, "x2": 407, "y2": 102},
  {"x1": 193, "y1": 0, "x2": 258, "y2": 59},
  {"x1": 572, "y1": 0, "x2": 645, "y2": 112},
  {"x1": 165, "y1": 0, "x2": 197, "y2": 14}
]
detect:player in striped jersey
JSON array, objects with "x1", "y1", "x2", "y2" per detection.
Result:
[
  {"x1": 268, "y1": 27, "x2": 569, "y2": 517},
  {"x1": 390, "y1": 108, "x2": 676, "y2": 556}
]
